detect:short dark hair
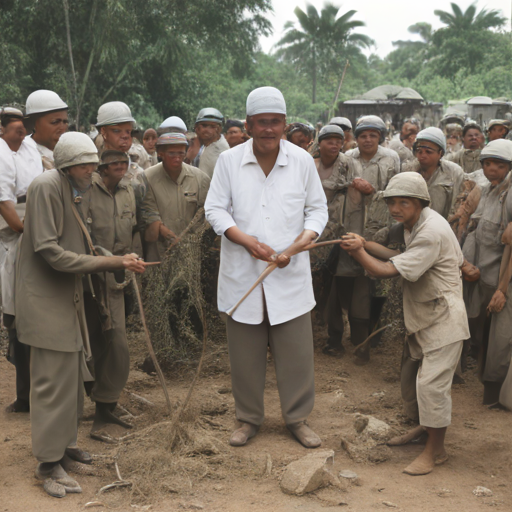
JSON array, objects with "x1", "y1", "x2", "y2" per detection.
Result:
[{"x1": 463, "y1": 124, "x2": 482, "y2": 137}]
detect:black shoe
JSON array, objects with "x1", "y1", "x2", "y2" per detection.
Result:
[
  {"x1": 65, "y1": 447, "x2": 92, "y2": 465},
  {"x1": 92, "y1": 401, "x2": 133, "y2": 432},
  {"x1": 5, "y1": 398, "x2": 30, "y2": 413},
  {"x1": 322, "y1": 344, "x2": 345, "y2": 357}
]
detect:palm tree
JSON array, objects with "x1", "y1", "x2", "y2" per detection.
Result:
[
  {"x1": 434, "y1": 2, "x2": 506, "y2": 33},
  {"x1": 275, "y1": 2, "x2": 372, "y2": 103},
  {"x1": 431, "y1": 2, "x2": 506, "y2": 75}
]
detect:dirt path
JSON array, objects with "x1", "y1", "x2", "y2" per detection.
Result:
[{"x1": 1, "y1": 323, "x2": 511, "y2": 512}]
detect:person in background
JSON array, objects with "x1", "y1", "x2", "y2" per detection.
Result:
[
  {"x1": 445, "y1": 123, "x2": 483, "y2": 173},
  {"x1": 78, "y1": 149, "x2": 138, "y2": 437},
  {"x1": 0, "y1": 107, "x2": 43, "y2": 413},
  {"x1": 462, "y1": 140, "x2": 512, "y2": 402},
  {"x1": 402, "y1": 128, "x2": 464, "y2": 219},
  {"x1": 143, "y1": 128, "x2": 158, "y2": 166},
  {"x1": 142, "y1": 132, "x2": 210, "y2": 262},
  {"x1": 487, "y1": 119, "x2": 510, "y2": 142},
  {"x1": 24, "y1": 89, "x2": 69, "y2": 169},
  {"x1": 329, "y1": 117, "x2": 357, "y2": 152},
  {"x1": 224, "y1": 119, "x2": 247, "y2": 148},
  {"x1": 389, "y1": 117, "x2": 421, "y2": 165},
  {"x1": 192, "y1": 108, "x2": 229, "y2": 178},
  {"x1": 285, "y1": 122, "x2": 312, "y2": 150},
  {"x1": 313, "y1": 125, "x2": 374, "y2": 358}
]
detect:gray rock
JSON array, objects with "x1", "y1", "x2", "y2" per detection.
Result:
[
  {"x1": 473, "y1": 486, "x2": 493, "y2": 497},
  {"x1": 339, "y1": 470, "x2": 358, "y2": 480},
  {"x1": 280, "y1": 450, "x2": 335, "y2": 496},
  {"x1": 367, "y1": 445, "x2": 392, "y2": 463}
]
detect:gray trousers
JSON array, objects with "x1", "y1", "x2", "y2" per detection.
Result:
[
  {"x1": 226, "y1": 312, "x2": 315, "y2": 427},
  {"x1": 84, "y1": 290, "x2": 129, "y2": 403},
  {"x1": 30, "y1": 348, "x2": 83, "y2": 462}
]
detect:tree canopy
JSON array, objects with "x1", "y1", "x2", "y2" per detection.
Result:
[{"x1": 0, "y1": 1, "x2": 511, "y2": 127}]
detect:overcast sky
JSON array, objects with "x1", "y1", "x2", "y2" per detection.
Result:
[{"x1": 260, "y1": 0, "x2": 512, "y2": 57}]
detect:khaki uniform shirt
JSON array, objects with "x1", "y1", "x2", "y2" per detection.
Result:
[
  {"x1": 197, "y1": 135, "x2": 230, "y2": 178},
  {"x1": 390, "y1": 207, "x2": 470, "y2": 352},
  {"x1": 388, "y1": 140, "x2": 415, "y2": 165},
  {"x1": 463, "y1": 177, "x2": 512, "y2": 288},
  {"x1": 129, "y1": 142, "x2": 151, "y2": 170},
  {"x1": 79, "y1": 173, "x2": 137, "y2": 256},
  {"x1": 445, "y1": 148, "x2": 482, "y2": 174},
  {"x1": 15, "y1": 170, "x2": 109, "y2": 352},
  {"x1": 315, "y1": 153, "x2": 365, "y2": 276},
  {"x1": 346, "y1": 145, "x2": 400, "y2": 240},
  {"x1": 402, "y1": 159, "x2": 465, "y2": 219},
  {"x1": 142, "y1": 162, "x2": 210, "y2": 256}
]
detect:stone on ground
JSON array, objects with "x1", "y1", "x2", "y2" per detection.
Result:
[{"x1": 280, "y1": 450, "x2": 335, "y2": 496}]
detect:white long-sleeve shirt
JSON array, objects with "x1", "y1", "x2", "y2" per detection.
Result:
[
  {"x1": 205, "y1": 139, "x2": 328, "y2": 326},
  {"x1": 0, "y1": 138, "x2": 43, "y2": 203}
]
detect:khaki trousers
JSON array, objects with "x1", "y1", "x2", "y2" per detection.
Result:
[
  {"x1": 401, "y1": 336, "x2": 462, "y2": 428},
  {"x1": 30, "y1": 348, "x2": 83, "y2": 463},
  {"x1": 226, "y1": 312, "x2": 315, "y2": 426},
  {"x1": 84, "y1": 290, "x2": 130, "y2": 403}
]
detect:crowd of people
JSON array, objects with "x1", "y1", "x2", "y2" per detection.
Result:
[{"x1": 1, "y1": 84, "x2": 512, "y2": 498}]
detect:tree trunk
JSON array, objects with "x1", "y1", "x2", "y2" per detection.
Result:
[{"x1": 312, "y1": 47, "x2": 317, "y2": 104}]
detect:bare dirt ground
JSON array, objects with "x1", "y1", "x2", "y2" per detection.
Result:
[{"x1": 1, "y1": 317, "x2": 511, "y2": 512}]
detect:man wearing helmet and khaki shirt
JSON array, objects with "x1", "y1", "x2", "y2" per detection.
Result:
[
  {"x1": 78, "y1": 150, "x2": 138, "y2": 435},
  {"x1": 15, "y1": 133, "x2": 148, "y2": 498},
  {"x1": 142, "y1": 133, "x2": 210, "y2": 262},
  {"x1": 341, "y1": 115, "x2": 401, "y2": 361},
  {"x1": 402, "y1": 127, "x2": 464, "y2": 219},
  {"x1": 192, "y1": 108, "x2": 229, "y2": 178},
  {"x1": 341, "y1": 172, "x2": 469, "y2": 476}
]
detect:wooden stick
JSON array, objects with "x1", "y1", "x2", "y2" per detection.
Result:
[
  {"x1": 352, "y1": 323, "x2": 391, "y2": 355},
  {"x1": 227, "y1": 239, "x2": 344, "y2": 316},
  {"x1": 132, "y1": 276, "x2": 172, "y2": 414}
]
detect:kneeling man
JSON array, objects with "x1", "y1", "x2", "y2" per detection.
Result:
[{"x1": 341, "y1": 172, "x2": 469, "y2": 475}]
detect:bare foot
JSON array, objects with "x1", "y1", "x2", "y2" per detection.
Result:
[
  {"x1": 387, "y1": 425, "x2": 426, "y2": 446},
  {"x1": 434, "y1": 451, "x2": 449, "y2": 465},
  {"x1": 403, "y1": 451, "x2": 435, "y2": 476}
]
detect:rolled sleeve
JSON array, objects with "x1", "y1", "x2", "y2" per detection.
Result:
[
  {"x1": 391, "y1": 234, "x2": 441, "y2": 282},
  {"x1": 205, "y1": 153, "x2": 237, "y2": 235},
  {"x1": 0, "y1": 153, "x2": 17, "y2": 203}
]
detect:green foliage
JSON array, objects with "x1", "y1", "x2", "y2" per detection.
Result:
[
  {"x1": 0, "y1": 0, "x2": 272, "y2": 129},
  {"x1": 275, "y1": 2, "x2": 372, "y2": 103},
  {"x1": 1, "y1": 0, "x2": 511, "y2": 129}
]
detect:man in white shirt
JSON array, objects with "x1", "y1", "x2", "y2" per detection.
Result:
[
  {"x1": 0, "y1": 107, "x2": 43, "y2": 413},
  {"x1": 205, "y1": 87, "x2": 328, "y2": 448}
]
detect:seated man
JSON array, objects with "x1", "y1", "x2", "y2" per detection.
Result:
[{"x1": 341, "y1": 172, "x2": 469, "y2": 475}]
